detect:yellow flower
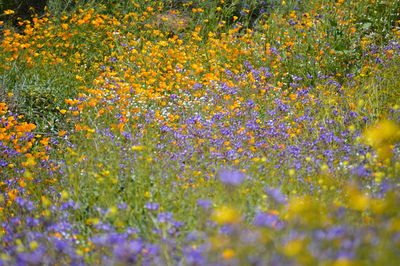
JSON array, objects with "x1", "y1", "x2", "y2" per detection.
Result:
[
  {"x1": 288, "y1": 169, "x2": 296, "y2": 176},
  {"x1": 0, "y1": 254, "x2": 10, "y2": 261},
  {"x1": 345, "y1": 183, "x2": 370, "y2": 211},
  {"x1": 29, "y1": 241, "x2": 38, "y2": 250},
  {"x1": 4, "y1": 10, "x2": 15, "y2": 15},
  {"x1": 106, "y1": 206, "x2": 118, "y2": 217},
  {"x1": 364, "y1": 119, "x2": 400, "y2": 148},
  {"x1": 283, "y1": 239, "x2": 303, "y2": 257},
  {"x1": 376, "y1": 145, "x2": 393, "y2": 161},
  {"x1": 222, "y1": 249, "x2": 235, "y2": 259},
  {"x1": 131, "y1": 145, "x2": 145, "y2": 151},
  {"x1": 211, "y1": 206, "x2": 241, "y2": 224},
  {"x1": 41, "y1": 196, "x2": 51, "y2": 207},
  {"x1": 363, "y1": 119, "x2": 400, "y2": 161},
  {"x1": 61, "y1": 191, "x2": 69, "y2": 200}
]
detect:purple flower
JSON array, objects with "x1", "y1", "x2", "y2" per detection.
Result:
[
  {"x1": 253, "y1": 211, "x2": 284, "y2": 229},
  {"x1": 118, "y1": 203, "x2": 128, "y2": 209},
  {"x1": 218, "y1": 168, "x2": 244, "y2": 186},
  {"x1": 351, "y1": 165, "x2": 370, "y2": 177},
  {"x1": 113, "y1": 240, "x2": 142, "y2": 263},
  {"x1": 145, "y1": 202, "x2": 159, "y2": 211},
  {"x1": 197, "y1": 199, "x2": 212, "y2": 209},
  {"x1": 183, "y1": 247, "x2": 206, "y2": 265},
  {"x1": 17, "y1": 249, "x2": 45, "y2": 265},
  {"x1": 157, "y1": 212, "x2": 173, "y2": 223},
  {"x1": 265, "y1": 187, "x2": 287, "y2": 205}
]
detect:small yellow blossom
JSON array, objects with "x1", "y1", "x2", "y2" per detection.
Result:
[
  {"x1": 131, "y1": 145, "x2": 145, "y2": 151},
  {"x1": 61, "y1": 191, "x2": 69, "y2": 200},
  {"x1": 4, "y1": 10, "x2": 15, "y2": 15},
  {"x1": 222, "y1": 249, "x2": 235, "y2": 259},
  {"x1": 29, "y1": 241, "x2": 39, "y2": 250}
]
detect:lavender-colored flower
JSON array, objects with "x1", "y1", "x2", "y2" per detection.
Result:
[
  {"x1": 186, "y1": 231, "x2": 202, "y2": 242},
  {"x1": 351, "y1": 165, "x2": 370, "y2": 177},
  {"x1": 118, "y1": 203, "x2": 128, "y2": 209},
  {"x1": 253, "y1": 211, "x2": 284, "y2": 229},
  {"x1": 183, "y1": 246, "x2": 206, "y2": 265},
  {"x1": 197, "y1": 199, "x2": 212, "y2": 209},
  {"x1": 218, "y1": 168, "x2": 244, "y2": 186},
  {"x1": 113, "y1": 240, "x2": 142, "y2": 263},
  {"x1": 265, "y1": 187, "x2": 287, "y2": 204},
  {"x1": 157, "y1": 212, "x2": 173, "y2": 223},
  {"x1": 17, "y1": 249, "x2": 45, "y2": 265},
  {"x1": 145, "y1": 202, "x2": 159, "y2": 211}
]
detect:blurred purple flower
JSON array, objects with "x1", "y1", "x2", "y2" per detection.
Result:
[
  {"x1": 265, "y1": 187, "x2": 287, "y2": 204},
  {"x1": 118, "y1": 203, "x2": 128, "y2": 209},
  {"x1": 145, "y1": 202, "x2": 159, "y2": 211},
  {"x1": 197, "y1": 199, "x2": 212, "y2": 209},
  {"x1": 218, "y1": 168, "x2": 244, "y2": 186},
  {"x1": 253, "y1": 211, "x2": 284, "y2": 229},
  {"x1": 351, "y1": 165, "x2": 370, "y2": 177},
  {"x1": 157, "y1": 212, "x2": 173, "y2": 223},
  {"x1": 183, "y1": 247, "x2": 206, "y2": 265},
  {"x1": 113, "y1": 240, "x2": 142, "y2": 263}
]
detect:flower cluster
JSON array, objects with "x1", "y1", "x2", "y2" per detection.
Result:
[{"x1": 1, "y1": 0, "x2": 400, "y2": 264}]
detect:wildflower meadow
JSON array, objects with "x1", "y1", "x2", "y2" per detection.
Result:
[{"x1": 1, "y1": 0, "x2": 400, "y2": 265}]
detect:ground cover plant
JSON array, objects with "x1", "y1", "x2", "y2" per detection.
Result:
[{"x1": 1, "y1": 0, "x2": 400, "y2": 265}]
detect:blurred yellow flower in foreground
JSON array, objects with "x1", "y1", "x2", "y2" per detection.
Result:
[
  {"x1": 363, "y1": 119, "x2": 400, "y2": 161},
  {"x1": 345, "y1": 183, "x2": 370, "y2": 211},
  {"x1": 211, "y1": 206, "x2": 241, "y2": 224},
  {"x1": 282, "y1": 239, "x2": 303, "y2": 257},
  {"x1": 364, "y1": 119, "x2": 400, "y2": 147},
  {"x1": 222, "y1": 249, "x2": 235, "y2": 259}
]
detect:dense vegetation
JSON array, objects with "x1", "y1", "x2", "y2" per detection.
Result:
[{"x1": 1, "y1": 0, "x2": 400, "y2": 265}]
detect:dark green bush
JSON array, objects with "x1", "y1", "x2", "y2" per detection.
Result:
[{"x1": 0, "y1": 0, "x2": 46, "y2": 19}]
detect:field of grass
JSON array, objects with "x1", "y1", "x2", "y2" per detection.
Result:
[{"x1": 1, "y1": 0, "x2": 400, "y2": 265}]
